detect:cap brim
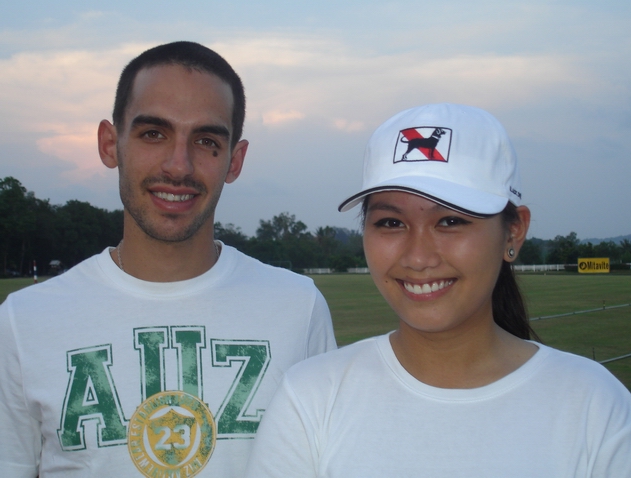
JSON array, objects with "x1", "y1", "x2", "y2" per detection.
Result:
[{"x1": 338, "y1": 176, "x2": 508, "y2": 218}]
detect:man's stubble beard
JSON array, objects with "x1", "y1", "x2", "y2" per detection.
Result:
[{"x1": 117, "y1": 148, "x2": 223, "y2": 244}]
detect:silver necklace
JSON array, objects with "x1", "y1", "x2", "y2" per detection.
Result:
[
  {"x1": 214, "y1": 240, "x2": 221, "y2": 261},
  {"x1": 115, "y1": 239, "x2": 220, "y2": 273},
  {"x1": 116, "y1": 239, "x2": 124, "y2": 271}
]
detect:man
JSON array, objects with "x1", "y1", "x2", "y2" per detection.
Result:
[{"x1": 0, "y1": 41, "x2": 336, "y2": 478}]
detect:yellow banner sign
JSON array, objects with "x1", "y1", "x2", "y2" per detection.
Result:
[{"x1": 578, "y1": 257, "x2": 610, "y2": 273}]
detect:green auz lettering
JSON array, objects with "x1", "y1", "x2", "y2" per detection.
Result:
[
  {"x1": 58, "y1": 330, "x2": 269, "y2": 450},
  {"x1": 135, "y1": 327, "x2": 206, "y2": 400},
  {"x1": 135, "y1": 328, "x2": 169, "y2": 400},
  {"x1": 172, "y1": 327, "x2": 206, "y2": 398},
  {"x1": 211, "y1": 339, "x2": 271, "y2": 438},
  {"x1": 57, "y1": 345, "x2": 128, "y2": 450}
]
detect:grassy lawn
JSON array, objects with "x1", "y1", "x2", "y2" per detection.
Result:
[
  {"x1": 518, "y1": 272, "x2": 631, "y2": 318},
  {"x1": 311, "y1": 272, "x2": 631, "y2": 391},
  {"x1": 0, "y1": 277, "x2": 45, "y2": 303},
  {"x1": 3, "y1": 273, "x2": 631, "y2": 390}
]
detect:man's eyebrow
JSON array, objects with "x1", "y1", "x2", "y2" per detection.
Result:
[
  {"x1": 193, "y1": 124, "x2": 230, "y2": 139},
  {"x1": 131, "y1": 115, "x2": 173, "y2": 130},
  {"x1": 130, "y1": 115, "x2": 231, "y2": 140}
]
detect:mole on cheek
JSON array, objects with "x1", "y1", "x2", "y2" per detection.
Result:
[{"x1": 213, "y1": 151, "x2": 218, "y2": 157}]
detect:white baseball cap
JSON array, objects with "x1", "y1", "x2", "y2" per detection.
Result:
[{"x1": 338, "y1": 103, "x2": 522, "y2": 217}]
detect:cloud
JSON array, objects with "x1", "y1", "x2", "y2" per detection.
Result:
[
  {"x1": 0, "y1": 44, "x2": 147, "y2": 177},
  {"x1": 333, "y1": 119, "x2": 365, "y2": 133},
  {"x1": 36, "y1": 127, "x2": 106, "y2": 181},
  {"x1": 212, "y1": 35, "x2": 592, "y2": 139},
  {"x1": 1, "y1": 16, "x2": 629, "y2": 239},
  {"x1": 262, "y1": 109, "x2": 305, "y2": 125}
]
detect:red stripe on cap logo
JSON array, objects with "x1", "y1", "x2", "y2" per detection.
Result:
[{"x1": 393, "y1": 127, "x2": 451, "y2": 163}]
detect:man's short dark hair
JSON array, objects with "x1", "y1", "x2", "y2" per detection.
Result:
[{"x1": 113, "y1": 41, "x2": 246, "y2": 148}]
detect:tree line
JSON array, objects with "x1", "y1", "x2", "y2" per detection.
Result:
[
  {"x1": 1, "y1": 176, "x2": 629, "y2": 277},
  {"x1": 520, "y1": 232, "x2": 631, "y2": 267},
  {"x1": 0, "y1": 177, "x2": 364, "y2": 276}
]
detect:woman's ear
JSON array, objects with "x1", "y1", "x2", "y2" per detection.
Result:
[
  {"x1": 98, "y1": 120, "x2": 119, "y2": 169},
  {"x1": 504, "y1": 206, "x2": 531, "y2": 262}
]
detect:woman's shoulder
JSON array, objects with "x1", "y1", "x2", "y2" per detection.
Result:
[
  {"x1": 285, "y1": 334, "x2": 388, "y2": 385},
  {"x1": 534, "y1": 343, "x2": 630, "y2": 400}
]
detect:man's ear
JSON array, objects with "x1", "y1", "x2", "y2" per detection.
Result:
[
  {"x1": 98, "y1": 120, "x2": 119, "y2": 169},
  {"x1": 225, "y1": 139, "x2": 249, "y2": 184},
  {"x1": 504, "y1": 206, "x2": 531, "y2": 262}
]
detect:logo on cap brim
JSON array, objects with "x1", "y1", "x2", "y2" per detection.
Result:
[{"x1": 394, "y1": 127, "x2": 452, "y2": 163}]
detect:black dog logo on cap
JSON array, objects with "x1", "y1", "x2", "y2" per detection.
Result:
[
  {"x1": 400, "y1": 128, "x2": 446, "y2": 160},
  {"x1": 394, "y1": 127, "x2": 452, "y2": 163}
]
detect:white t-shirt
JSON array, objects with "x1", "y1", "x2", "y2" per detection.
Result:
[
  {"x1": 246, "y1": 333, "x2": 631, "y2": 477},
  {"x1": 0, "y1": 244, "x2": 336, "y2": 477}
]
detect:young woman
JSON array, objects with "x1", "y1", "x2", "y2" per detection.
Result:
[{"x1": 245, "y1": 104, "x2": 631, "y2": 477}]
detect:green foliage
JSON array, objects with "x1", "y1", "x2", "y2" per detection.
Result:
[
  {"x1": 620, "y1": 239, "x2": 631, "y2": 263},
  {"x1": 215, "y1": 213, "x2": 365, "y2": 272},
  {"x1": 2, "y1": 175, "x2": 630, "y2": 277},
  {"x1": 516, "y1": 238, "x2": 543, "y2": 265},
  {"x1": 546, "y1": 231, "x2": 580, "y2": 264},
  {"x1": 214, "y1": 222, "x2": 249, "y2": 250},
  {"x1": 0, "y1": 177, "x2": 123, "y2": 276},
  {"x1": 0, "y1": 177, "x2": 37, "y2": 275},
  {"x1": 536, "y1": 232, "x2": 631, "y2": 265}
]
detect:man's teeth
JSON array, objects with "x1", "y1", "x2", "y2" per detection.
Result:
[
  {"x1": 153, "y1": 192, "x2": 194, "y2": 202},
  {"x1": 404, "y1": 280, "x2": 453, "y2": 295}
]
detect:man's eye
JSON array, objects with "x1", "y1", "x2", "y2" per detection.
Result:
[
  {"x1": 142, "y1": 130, "x2": 164, "y2": 140},
  {"x1": 196, "y1": 138, "x2": 219, "y2": 148}
]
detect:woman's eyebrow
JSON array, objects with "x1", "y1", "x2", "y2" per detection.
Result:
[{"x1": 366, "y1": 201, "x2": 403, "y2": 214}]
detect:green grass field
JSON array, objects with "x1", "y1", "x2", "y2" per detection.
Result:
[
  {"x1": 310, "y1": 272, "x2": 631, "y2": 391},
  {"x1": 2, "y1": 273, "x2": 631, "y2": 390},
  {"x1": 0, "y1": 277, "x2": 42, "y2": 302}
]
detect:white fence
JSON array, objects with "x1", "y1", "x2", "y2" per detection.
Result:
[
  {"x1": 303, "y1": 268, "x2": 333, "y2": 274},
  {"x1": 513, "y1": 264, "x2": 566, "y2": 272},
  {"x1": 306, "y1": 265, "x2": 568, "y2": 274}
]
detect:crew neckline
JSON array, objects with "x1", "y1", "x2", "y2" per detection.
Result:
[
  {"x1": 376, "y1": 332, "x2": 547, "y2": 401},
  {"x1": 95, "y1": 242, "x2": 232, "y2": 298}
]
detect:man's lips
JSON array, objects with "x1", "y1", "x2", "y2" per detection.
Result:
[{"x1": 151, "y1": 191, "x2": 196, "y2": 202}]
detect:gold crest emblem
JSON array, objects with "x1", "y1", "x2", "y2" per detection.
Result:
[{"x1": 128, "y1": 391, "x2": 216, "y2": 477}]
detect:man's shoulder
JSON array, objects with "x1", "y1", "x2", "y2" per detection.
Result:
[
  {"x1": 225, "y1": 246, "x2": 316, "y2": 288},
  {"x1": 4, "y1": 253, "x2": 102, "y2": 303}
]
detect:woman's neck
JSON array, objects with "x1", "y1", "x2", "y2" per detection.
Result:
[{"x1": 389, "y1": 322, "x2": 537, "y2": 389}]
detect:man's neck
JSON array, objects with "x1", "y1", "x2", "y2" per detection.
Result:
[{"x1": 111, "y1": 227, "x2": 219, "y2": 282}]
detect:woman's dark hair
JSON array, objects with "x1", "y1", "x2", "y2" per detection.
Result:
[
  {"x1": 495, "y1": 202, "x2": 540, "y2": 341},
  {"x1": 360, "y1": 197, "x2": 540, "y2": 341}
]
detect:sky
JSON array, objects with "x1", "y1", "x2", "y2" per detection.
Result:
[{"x1": 1, "y1": 0, "x2": 630, "y2": 240}]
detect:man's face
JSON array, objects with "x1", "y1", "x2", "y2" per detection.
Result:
[{"x1": 110, "y1": 64, "x2": 246, "y2": 243}]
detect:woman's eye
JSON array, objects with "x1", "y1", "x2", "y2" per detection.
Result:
[
  {"x1": 374, "y1": 218, "x2": 404, "y2": 228},
  {"x1": 438, "y1": 216, "x2": 470, "y2": 227}
]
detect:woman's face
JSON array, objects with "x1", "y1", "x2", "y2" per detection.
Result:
[{"x1": 363, "y1": 191, "x2": 516, "y2": 338}]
